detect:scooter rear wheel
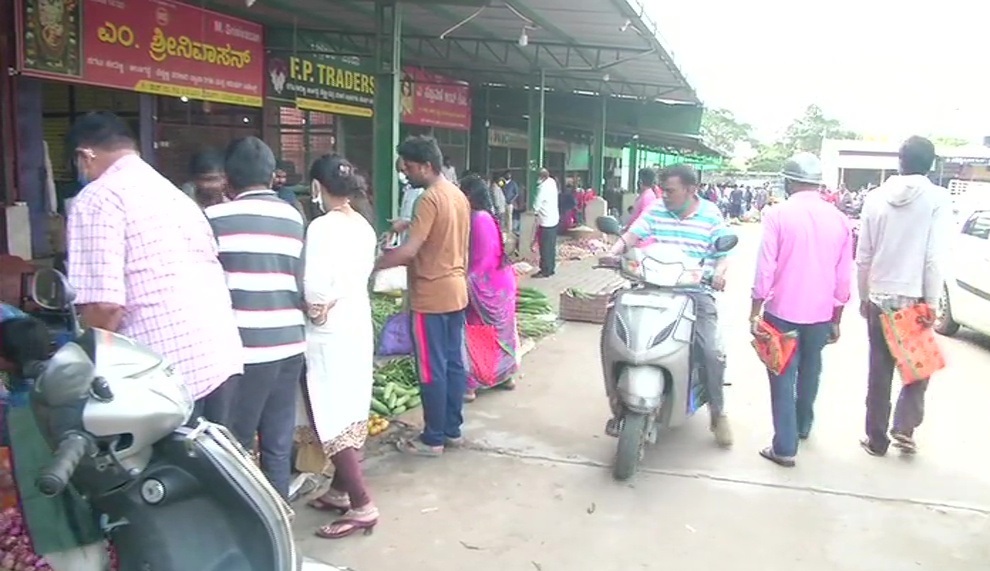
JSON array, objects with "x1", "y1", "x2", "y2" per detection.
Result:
[{"x1": 614, "y1": 412, "x2": 648, "y2": 481}]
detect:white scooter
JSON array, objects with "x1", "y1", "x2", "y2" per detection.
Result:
[
  {"x1": 26, "y1": 268, "x2": 350, "y2": 571},
  {"x1": 596, "y1": 216, "x2": 738, "y2": 481}
]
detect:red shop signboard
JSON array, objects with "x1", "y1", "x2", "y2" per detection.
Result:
[
  {"x1": 400, "y1": 67, "x2": 471, "y2": 131},
  {"x1": 15, "y1": 0, "x2": 264, "y2": 107}
]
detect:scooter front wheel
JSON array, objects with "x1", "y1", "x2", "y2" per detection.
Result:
[{"x1": 613, "y1": 412, "x2": 648, "y2": 481}]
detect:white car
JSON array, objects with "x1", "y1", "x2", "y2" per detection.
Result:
[{"x1": 936, "y1": 207, "x2": 990, "y2": 336}]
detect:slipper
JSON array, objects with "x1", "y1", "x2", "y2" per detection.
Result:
[
  {"x1": 395, "y1": 437, "x2": 443, "y2": 457},
  {"x1": 890, "y1": 432, "x2": 917, "y2": 454},
  {"x1": 859, "y1": 438, "x2": 886, "y2": 457},
  {"x1": 497, "y1": 379, "x2": 517, "y2": 391},
  {"x1": 307, "y1": 495, "x2": 350, "y2": 514},
  {"x1": 604, "y1": 417, "x2": 621, "y2": 438},
  {"x1": 463, "y1": 391, "x2": 477, "y2": 403},
  {"x1": 315, "y1": 510, "x2": 378, "y2": 540},
  {"x1": 759, "y1": 447, "x2": 795, "y2": 467}
]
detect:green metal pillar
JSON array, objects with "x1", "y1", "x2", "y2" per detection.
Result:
[
  {"x1": 373, "y1": 1, "x2": 402, "y2": 231},
  {"x1": 525, "y1": 70, "x2": 545, "y2": 208},
  {"x1": 627, "y1": 138, "x2": 639, "y2": 192},
  {"x1": 590, "y1": 93, "x2": 607, "y2": 193}
]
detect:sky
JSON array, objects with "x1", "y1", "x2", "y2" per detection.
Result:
[{"x1": 646, "y1": 0, "x2": 989, "y2": 143}]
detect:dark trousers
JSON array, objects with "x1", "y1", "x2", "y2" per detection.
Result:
[
  {"x1": 229, "y1": 353, "x2": 305, "y2": 499},
  {"x1": 763, "y1": 313, "x2": 832, "y2": 457},
  {"x1": 865, "y1": 304, "x2": 929, "y2": 453},
  {"x1": 410, "y1": 309, "x2": 468, "y2": 447},
  {"x1": 538, "y1": 224, "x2": 558, "y2": 275},
  {"x1": 190, "y1": 374, "x2": 240, "y2": 427}
]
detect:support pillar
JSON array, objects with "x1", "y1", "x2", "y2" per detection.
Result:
[
  {"x1": 525, "y1": 70, "x2": 545, "y2": 209},
  {"x1": 372, "y1": 1, "x2": 402, "y2": 231},
  {"x1": 627, "y1": 139, "x2": 639, "y2": 192},
  {"x1": 138, "y1": 94, "x2": 156, "y2": 167},
  {"x1": 590, "y1": 93, "x2": 607, "y2": 194}
]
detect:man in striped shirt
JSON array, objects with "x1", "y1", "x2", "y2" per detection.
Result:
[
  {"x1": 606, "y1": 164, "x2": 735, "y2": 447},
  {"x1": 206, "y1": 136, "x2": 306, "y2": 498}
]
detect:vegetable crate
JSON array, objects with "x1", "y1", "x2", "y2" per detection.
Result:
[{"x1": 558, "y1": 290, "x2": 610, "y2": 324}]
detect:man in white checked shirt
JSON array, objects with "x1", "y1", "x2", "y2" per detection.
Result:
[{"x1": 65, "y1": 111, "x2": 243, "y2": 424}]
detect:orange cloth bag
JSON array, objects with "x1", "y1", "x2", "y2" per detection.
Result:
[
  {"x1": 879, "y1": 303, "x2": 946, "y2": 385},
  {"x1": 751, "y1": 319, "x2": 799, "y2": 376}
]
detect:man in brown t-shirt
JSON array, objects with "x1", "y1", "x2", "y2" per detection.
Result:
[{"x1": 375, "y1": 136, "x2": 471, "y2": 456}]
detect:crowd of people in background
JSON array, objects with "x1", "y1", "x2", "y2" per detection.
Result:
[{"x1": 31, "y1": 110, "x2": 531, "y2": 542}]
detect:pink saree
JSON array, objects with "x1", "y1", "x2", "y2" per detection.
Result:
[{"x1": 466, "y1": 211, "x2": 520, "y2": 389}]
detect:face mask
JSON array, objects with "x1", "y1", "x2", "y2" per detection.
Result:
[{"x1": 310, "y1": 181, "x2": 324, "y2": 212}]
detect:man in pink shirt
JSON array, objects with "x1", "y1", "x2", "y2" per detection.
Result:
[
  {"x1": 626, "y1": 167, "x2": 658, "y2": 229},
  {"x1": 65, "y1": 111, "x2": 243, "y2": 424},
  {"x1": 750, "y1": 152, "x2": 853, "y2": 467}
]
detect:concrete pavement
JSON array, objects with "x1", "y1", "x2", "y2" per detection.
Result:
[{"x1": 300, "y1": 224, "x2": 990, "y2": 571}]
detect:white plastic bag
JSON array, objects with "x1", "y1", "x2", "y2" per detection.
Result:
[
  {"x1": 372, "y1": 232, "x2": 408, "y2": 293},
  {"x1": 372, "y1": 267, "x2": 407, "y2": 293}
]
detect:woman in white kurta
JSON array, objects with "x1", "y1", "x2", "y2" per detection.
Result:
[{"x1": 302, "y1": 154, "x2": 379, "y2": 540}]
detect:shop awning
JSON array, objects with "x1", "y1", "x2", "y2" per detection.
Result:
[
  {"x1": 207, "y1": 0, "x2": 700, "y2": 104},
  {"x1": 633, "y1": 129, "x2": 725, "y2": 159},
  {"x1": 548, "y1": 120, "x2": 723, "y2": 158}
]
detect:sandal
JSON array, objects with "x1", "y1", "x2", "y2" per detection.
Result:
[
  {"x1": 759, "y1": 447, "x2": 795, "y2": 468},
  {"x1": 890, "y1": 432, "x2": 917, "y2": 454},
  {"x1": 497, "y1": 379, "x2": 517, "y2": 391},
  {"x1": 859, "y1": 438, "x2": 886, "y2": 457},
  {"x1": 463, "y1": 390, "x2": 477, "y2": 403},
  {"x1": 604, "y1": 417, "x2": 621, "y2": 438},
  {"x1": 315, "y1": 508, "x2": 379, "y2": 540},
  {"x1": 396, "y1": 437, "x2": 443, "y2": 457},
  {"x1": 307, "y1": 493, "x2": 350, "y2": 514}
]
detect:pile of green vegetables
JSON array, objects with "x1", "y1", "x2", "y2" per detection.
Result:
[
  {"x1": 516, "y1": 287, "x2": 558, "y2": 338},
  {"x1": 371, "y1": 293, "x2": 403, "y2": 346},
  {"x1": 371, "y1": 357, "x2": 421, "y2": 418}
]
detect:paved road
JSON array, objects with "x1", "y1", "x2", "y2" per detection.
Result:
[{"x1": 301, "y1": 224, "x2": 990, "y2": 571}]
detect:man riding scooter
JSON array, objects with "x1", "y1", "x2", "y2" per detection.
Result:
[{"x1": 604, "y1": 164, "x2": 734, "y2": 448}]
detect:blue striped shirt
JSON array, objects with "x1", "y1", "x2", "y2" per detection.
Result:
[{"x1": 629, "y1": 198, "x2": 731, "y2": 275}]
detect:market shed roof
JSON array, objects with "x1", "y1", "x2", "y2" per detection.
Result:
[{"x1": 209, "y1": 0, "x2": 701, "y2": 104}]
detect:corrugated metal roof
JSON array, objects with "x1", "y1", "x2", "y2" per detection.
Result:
[{"x1": 209, "y1": 0, "x2": 700, "y2": 104}]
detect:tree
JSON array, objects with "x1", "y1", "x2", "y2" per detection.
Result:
[
  {"x1": 931, "y1": 135, "x2": 969, "y2": 148},
  {"x1": 701, "y1": 108, "x2": 755, "y2": 157},
  {"x1": 746, "y1": 141, "x2": 790, "y2": 173},
  {"x1": 744, "y1": 104, "x2": 860, "y2": 172},
  {"x1": 781, "y1": 104, "x2": 860, "y2": 153}
]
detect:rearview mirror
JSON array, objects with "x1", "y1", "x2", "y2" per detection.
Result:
[
  {"x1": 32, "y1": 342, "x2": 96, "y2": 407},
  {"x1": 714, "y1": 235, "x2": 739, "y2": 253},
  {"x1": 31, "y1": 268, "x2": 75, "y2": 310},
  {"x1": 596, "y1": 216, "x2": 622, "y2": 236}
]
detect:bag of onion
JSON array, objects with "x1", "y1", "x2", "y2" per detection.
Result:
[{"x1": 0, "y1": 506, "x2": 119, "y2": 571}]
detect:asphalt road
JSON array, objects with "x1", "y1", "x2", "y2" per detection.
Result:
[{"x1": 300, "y1": 224, "x2": 990, "y2": 571}]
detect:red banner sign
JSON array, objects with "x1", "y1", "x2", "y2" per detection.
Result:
[
  {"x1": 400, "y1": 67, "x2": 471, "y2": 131},
  {"x1": 16, "y1": 0, "x2": 264, "y2": 107}
]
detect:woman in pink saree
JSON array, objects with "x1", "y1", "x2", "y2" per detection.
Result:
[{"x1": 460, "y1": 176, "x2": 521, "y2": 402}]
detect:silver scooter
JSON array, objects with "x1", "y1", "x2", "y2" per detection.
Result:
[
  {"x1": 596, "y1": 216, "x2": 738, "y2": 481},
  {"x1": 26, "y1": 268, "x2": 350, "y2": 571}
]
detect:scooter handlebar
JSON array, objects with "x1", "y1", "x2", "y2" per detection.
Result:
[{"x1": 36, "y1": 432, "x2": 89, "y2": 497}]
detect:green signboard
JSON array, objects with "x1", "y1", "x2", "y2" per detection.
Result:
[{"x1": 265, "y1": 29, "x2": 375, "y2": 117}]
